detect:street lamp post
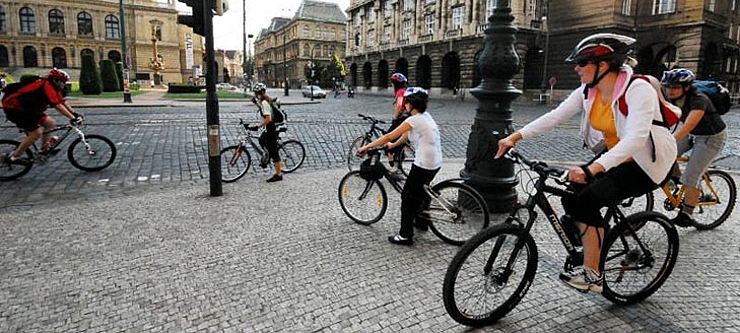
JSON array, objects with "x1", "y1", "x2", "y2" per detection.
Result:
[
  {"x1": 540, "y1": 15, "x2": 550, "y2": 92},
  {"x1": 119, "y1": 0, "x2": 132, "y2": 103},
  {"x1": 461, "y1": 0, "x2": 521, "y2": 212},
  {"x1": 283, "y1": 33, "x2": 289, "y2": 96},
  {"x1": 243, "y1": 0, "x2": 247, "y2": 84}
]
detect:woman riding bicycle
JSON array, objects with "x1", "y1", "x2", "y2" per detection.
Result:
[
  {"x1": 2, "y1": 68, "x2": 82, "y2": 164},
  {"x1": 357, "y1": 87, "x2": 442, "y2": 246},
  {"x1": 386, "y1": 73, "x2": 409, "y2": 173},
  {"x1": 661, "y1": 68, "x2": 727, "y2": 227},
  {"x1": 495, "y1": 33, "x2": 677, "y2": 293}
]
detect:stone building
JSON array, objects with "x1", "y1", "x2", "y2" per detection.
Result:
[
  {"x1": 0, "y1": 0, "x2": 204, "y2": 84},
  {"x1": 347, "y1": 0, "x2": 740, "y2": 100},
  {"x1": 253, "y1": 0, "x2": 347, "y2": 89}
]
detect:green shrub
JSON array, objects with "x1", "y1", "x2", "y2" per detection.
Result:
[
  {"x1": 115, "y1": 62, "x2": 124, "y2": 91},
  {"x1": 130, "y1": 81, "x2": 140, "y2": 91},
  {"x1": 100, "y1": 59, "x2": 119, "y2": 92},
  {"x1": 79, "y1": 54, "x2": 102, "y2": 95}
]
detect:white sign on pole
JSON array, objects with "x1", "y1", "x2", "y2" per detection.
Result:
[{"x1": 185, "y1": 33, "x2": 194, "y2": 70}]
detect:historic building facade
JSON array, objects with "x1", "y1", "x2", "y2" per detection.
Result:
[
  {"x1": 0, "y1": 0, "x2": 204, "y2": 84},
  {"x1": 253, "y1": 0, "x2": 347, "y2": 89},
  {"x1": 347, "y1": 0, "x2": 740, "y2": 99}
]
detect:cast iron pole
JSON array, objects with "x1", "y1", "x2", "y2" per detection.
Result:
[
  {"x1": 204, "y1": 0, "x2": 223, "y2": 196},
  {"x1": 119, "y1": 0, "x2": 132, "y2": 103}
]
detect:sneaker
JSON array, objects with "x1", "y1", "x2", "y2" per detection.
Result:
[
  {"x1": 670, "y1": 211, "x2": 693, "y2": 228},
  {"x1": 4, "y1": 152, "x2": 30, "y2": 165},
  {"x1": 387, "y1": 234, "x2": 413, "y2": 246},
  {"x1": 266, "y1": 174, "x2": 283, "y2": 183},
  {"x1": 560, "y1": 267, "x2": 603, "y2": 293}
]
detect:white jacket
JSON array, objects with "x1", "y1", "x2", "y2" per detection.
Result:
[{"x1": 518, "y1": 66, "x2": 677, "y2": 184}]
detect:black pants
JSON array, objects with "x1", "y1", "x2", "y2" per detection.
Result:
[
  {"x1": 561, "y1": 161, "x2": 658, "y2": 227},
  {"x1": 258, "y1": 124, "x2": 281, "y2": 163},
  {"x1": 400, "y1": 164, "x2": 440, "y2": 238}
]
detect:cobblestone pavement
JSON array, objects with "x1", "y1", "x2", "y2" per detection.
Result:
[{"x1": 0, "y1": 92, "x2": 739, "y2": 332}]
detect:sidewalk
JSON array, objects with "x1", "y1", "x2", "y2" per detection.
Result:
[
  {"x1": 1, "y1": 159, "x2": 738, "y2": 332},
  {"x1": 66, "y1": 88, "x2": 321, "y2": 109}
]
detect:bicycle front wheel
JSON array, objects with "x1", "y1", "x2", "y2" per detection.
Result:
[
  {"x1": 443, "y1": 223, "x2": 538, "y2": 327},
  {"x1": 690, "y1": 170, "x2": 736, "y2": 230},
  {"x1": 338, "y1": 171, "x2": 387, "y2": 225},
  {"x1": 0, "y1": 139, "x2": 34, "y2": 180},
  {"x1": 601, "y1": 211, "x2": 679, "y2": 305},
  {"x1": 67, "y1": 134, "x2": 117, "y2": 171},
  {"x1": 347, "y1": 136, "x2": 370, "y2": 171},
  {"x1": 426, "y1": 181, "x2": 490, "y2": 246},
  {"x1": 220, "y1": 145, "x2": 251, "y2": 183},
  {"x1": 278, "y1": 140, "x2": 305, "y2": 173}
]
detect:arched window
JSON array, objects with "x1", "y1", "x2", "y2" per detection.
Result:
[
  {"x1": 77, "y1": 12, "x2": 93, "y2": 36},
  {"x1": 0, "y1": 45, "x2": 8, "y2": 67},
  {"x1": 80, "y1": 48, "x2": 95, "y2": 61},
  {"x1": 49, "y1": 9, "x2": 65, "y2": 35},
  {"x1": 105, "y1": 15, "x2": 119, "y2": 39},
  {"x1": 0, "y1": 6, "x2": 7, "y2": 32},
  {"x1": 20, "y1": 7, "x2": 35, "y2": 33},
  {"x1": 23, "y1": 46, "x2": 37, "y2": 67},
  {"x1": 52, "y1": 47, "x2": 67, "y2": 68}
]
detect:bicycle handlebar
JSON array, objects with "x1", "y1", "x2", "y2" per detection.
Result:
[
  {"x1": 507, "y1": 149, "x2": 569, "y2": 184},
  {"x1": 357, "y1": 113, "x2": 386, "y2": 124}
]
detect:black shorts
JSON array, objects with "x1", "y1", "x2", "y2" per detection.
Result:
[{"x1": 4, "y1": 108, "x2": 44, "y2": 131}]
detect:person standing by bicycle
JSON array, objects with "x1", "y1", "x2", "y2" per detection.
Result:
[
  {"x1": 661, "y1": 69, "x2": 727, "y2": 227},
  {"x1": 1, "y1": 68, "x2": 82, "y2": 164},
  {"x1": 357, "y1": 87, "x2": 442, "y2": 246},
  {"x1": 386, "y1": 72, "x2": 409, "y2": 173},
  {"x1": 495, "y1": 33, "x2": 677, "y2": 293},
  {"x1": 249, "y1": 82, "x2": 283, "y2": 183}
]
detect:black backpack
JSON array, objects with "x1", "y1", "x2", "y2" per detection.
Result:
[
  {"x1": 693, "y1": 80, "x2": 731, "y2": 115},
  {"x1": 268, "y1": 98, "x2": 287, "y2": 126},
  {"x1": 1, "y1": 75, "x2": 43, "y2": 103}
]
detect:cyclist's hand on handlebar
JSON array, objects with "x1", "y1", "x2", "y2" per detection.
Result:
[
  {"x1": 356, "y1": 145, "x2": 369, "y2": 156},
  {"x1": 247, "y1": 124, "x2": 260, "y2": 131},
  {"x1": 568, "y1": 166, "x2": 588, "y2": 184},
  {"x1": 495, "y1": 137, "x2": 516, "y2": 159},
  {"x1": 70, "y1": 116, "x2": 83, "y2": 126}
]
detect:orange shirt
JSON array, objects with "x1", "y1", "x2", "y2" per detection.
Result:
[{"x1": 590, "y1": 91, "x2": 619, "y2": 150}]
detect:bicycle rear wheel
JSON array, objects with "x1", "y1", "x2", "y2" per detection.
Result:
[
  {"x1": 443, "y1": 223, "x2": 538, "y2": 327},
  {"x1": 690, "y1": 170, "x2": 736, "y2": 230},
  {"x1": 278, "y1": 140, "x2": 305, "y2": 173},
  {"x1": 347, "y1": 136, "x2": 370, "y2": 171},
  {"x1": 67, "y1": 134, "x2": 117, "y2": 171},
  {"x1": 0, "y1": 140, "x2": 33, "y2": 180},
  {"x1": 426, "y1": 181, "x2": 490, "y2": 246},
  {"x1": 601, "y1": 211, "x2": 679, "y2": 305},
  {"x1": 338, "y1": 171, "x2": 387, "y2": 225},
  {"x1": 220, "y1": 145, "x2": 251, "y2": 183}
]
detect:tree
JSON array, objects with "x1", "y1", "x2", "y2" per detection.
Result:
[
  {"x1": 79, "y1": 54, "x2": 102, "y2": 95},
  {"x1": 100, "y1": 59, "x2": 120, "y2": 92},
  {"x1": 223, "y1": 67, "x2": 230, "y2": 84},
  {"x1": 329, "y1": 54, "x2": 347, "y2": 79},
  {"x1": 115, "y1": 62, "x2": 124, "y2": 91}
]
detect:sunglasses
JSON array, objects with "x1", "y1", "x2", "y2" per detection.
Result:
[{"x1": 577, "y1": 60, "x2": 594, "y2": 67}]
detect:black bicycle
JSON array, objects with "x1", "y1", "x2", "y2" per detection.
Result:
[
  {"x1": 338, "y1": 147, "x2": 490, "y2": 246},
  {"x1": 220, "y1": 119, "x2": 306, "y2": 183},
  {"x1": 347, "y1": 113, "x2": 415, "y2": 176},
  {"x1": 0, "y1": 120, "x2": 117, "y2": 180},
  {"x1": 443, "y1": 149, "x2": 679, "y2": 327}
]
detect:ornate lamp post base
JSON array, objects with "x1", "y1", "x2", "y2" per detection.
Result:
[{"x1": 462, "y1": 2, "x2": 521, "y2": 213}]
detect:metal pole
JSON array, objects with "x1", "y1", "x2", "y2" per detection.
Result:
[
  {"x1": 119, "y1": 0, "x2": 132, "y2": 103},
  {"x1": 283, "y1": 34, "x2": 289, "y2": 96},
  {"x1": 243, "y1": 0, "x2": 247, "y2": 83},
  {"x1": 540, "y1": 16, "x2": 549, "y2": 92},
  {"x1": 461, "y1": 0, "x2": 520, "y2": 212},
  {"x1": 204, "y1": 0, "x2": 223, "y2": 196}
]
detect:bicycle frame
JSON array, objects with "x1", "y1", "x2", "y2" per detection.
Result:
[
  {"x1": 25, "y1": 125, "x2": 90, "y2": 162},
  {"x1": 660, "y1": 155, "x2": 724, "y2": 209}
]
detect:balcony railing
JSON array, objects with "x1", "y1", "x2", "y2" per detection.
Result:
[
  {"x1": 419, "y1": 34, "x2": 433, "y2": 42},
  {"x1": 445, "y1": 28, "x2": 462, "y2": 39},
  {"x1": 477, "y1": 23, "x2": 489, "y2": 34}
]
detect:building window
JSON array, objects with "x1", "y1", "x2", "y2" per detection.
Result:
[
  {"x1": 733, "y1": 0, "x2": 737, "y2": 10},
  {"x1": 403, "y1": 0, "x2": 414, "y2": 12},
  {"x1": 383, "y1": 25, "x2": 391, "y2": 43},
  {"x1": 23, "y1": 46, "x2": 37, "y2": 67},
  {"x1": 105, "y1": 15, "x2": 120, "y2": 39},
  {"x1": 526, "y1": 0, "x2": 537, "y2": 17},
  {"x1": 20, "y1": 7, "x2": 35, "y2": 33},
  {"x1": 303, "y1": 24, "x2": 309, "y2": 37},
  {"x1": 622, "y1": 0, "x2": 632, "y2": 15},
  {"x1": 402, "y1": 20, "x2": 411, "y2": 40},
  {"x1": 52, "y1": 47, "x2": 67, "y2": 68},
  {"x1": 80, "y1": 48, "x2": 95, "y2": 61},
  {"x1": 424, "y1": 14, "x2": 435, "y2": 34},
  {"x1": 0, "y1": 7, "x2": 5, "y2": 32},
  {"x1": 451, "y1": 6, "x2": 465, "y2": 29},
  {"x1": 354, "y1": 12, "x2": 361, "y2": 26},
  {"x1": 367, "y1": 29, "x2": 375, "y2": 45},
  {"x1": 425, "y1": 0, "x2": 435, "y2": 5},
  {"x1": 708, "y1": 0, "x2": 715, "y2": 11},
  {"x1": 487, "y1": 0, "x2": 498, "y2": 18},
  {"x1": 368, "y1": 7, "x2": 375, "y2": 23},
  {"x1": 355, "y1": 32, "x2": 361, "y2": 46},
  {"x1": 49, "y1": 9, "x2": 65, "y2": 35},
  {"x1": 384, "y1": 1, "x2": 393, "y2": 18},
  {"x1": 77, "y1": 12, "x2": 93, "y2": 36},
  {"x1": 315, "y1": 25, "x2": 321, "y2": 38},
  {"x1": 652, "y1": 0, "x2": 676, "y2": 15},
  {"x1": 0, "y1": 45, "x2": 8, "y2": 66}
]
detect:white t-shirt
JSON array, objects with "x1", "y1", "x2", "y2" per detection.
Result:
[{"x1": 404, "y1": 112, "x2": 442, "y2": 170}]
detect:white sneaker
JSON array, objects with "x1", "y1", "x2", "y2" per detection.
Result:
[{"x1": 560, "y1": 267, "x2": 603, "y2": 293}]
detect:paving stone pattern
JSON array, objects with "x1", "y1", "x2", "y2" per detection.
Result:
[{"x1": 0, "y1": 94, "x2": 738, "y2": 332}]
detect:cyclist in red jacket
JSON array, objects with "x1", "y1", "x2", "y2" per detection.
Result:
[{"x1": 2, "y1": 68, "x2": 82, "y2": 164}]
